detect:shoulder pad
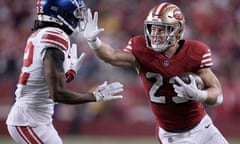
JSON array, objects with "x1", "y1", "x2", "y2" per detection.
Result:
[{"x1": 39, "y1": 27, "x2": 70, "y2": 52}]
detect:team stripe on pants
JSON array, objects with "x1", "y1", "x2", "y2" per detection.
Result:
[{"x1": 16, "y1": 126, "x2": 44, "y2": 144}]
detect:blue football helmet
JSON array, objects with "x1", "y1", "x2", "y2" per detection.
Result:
[{"x1": 37, "y1": 0, "x2": 87, "y2": 32}]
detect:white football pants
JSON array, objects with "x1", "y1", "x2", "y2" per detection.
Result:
[
  {"x1": 7, "y1": 124, "x2": 62, "y2": 144},
  {"x1": 157, "y1": 115, "x2": 229, "y2": 144}
]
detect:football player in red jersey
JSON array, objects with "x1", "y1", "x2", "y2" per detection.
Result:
[
  {"x1": 6, "y1": 0, "x2": 123, "y2": 143},
  {"x1": 83, "y1": 2, "x2": 229, "y2": 144}
]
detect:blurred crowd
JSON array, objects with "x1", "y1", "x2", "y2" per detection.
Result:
[{"x1": 1, "y1": 0, "x2": 240, "y2": 130}]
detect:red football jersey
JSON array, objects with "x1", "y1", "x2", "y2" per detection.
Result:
[{"x1": 124, "y1": 35, "x2": 213, "y2": 131}]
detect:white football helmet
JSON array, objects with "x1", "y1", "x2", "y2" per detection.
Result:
[{"x1": 144, "y1": 2, "x2": 185, "y2": 52}]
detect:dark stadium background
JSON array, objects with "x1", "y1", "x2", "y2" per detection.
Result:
[{"x1": 0, "y1": 0, "x2": 240, "y2": 143}]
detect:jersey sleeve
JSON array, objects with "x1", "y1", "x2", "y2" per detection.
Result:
[
  {"x1": 34, "y1": 28, "x2": 75, "y2": 82},
  {"x1": 123, "y1": 38, "x2": 134, "y2": 52},
  {"x1": 196, "y1": 41, "x2": 213, "y2": 68},
  {"x1": 40, "y1": 28, "x2": 70, "y2": 51},
  {"x1": 38, "y1": 28, "x2": 70, "y2": 60}
]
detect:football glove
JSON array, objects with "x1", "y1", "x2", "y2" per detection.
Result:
[
  {"x1": 172, "y1": 75, "x2": 208, "y2": 102},
  {"x1": 63, "y1": 43, "x2": 86, "y2": 82},
  {"x1": 93, "y1": 81, "x2": 123, "y2": 102},
  {"x1": 83, "y1": 8, "x2": 104, "y2": 49}
]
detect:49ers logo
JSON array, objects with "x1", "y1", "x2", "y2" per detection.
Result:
[{"x1": 173, "y1": 8, "x2": 184, "y2": 20}]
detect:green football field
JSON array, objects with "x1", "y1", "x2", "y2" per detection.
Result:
[{"x1": 0, "y1": 135, "x2": 239, "y2": 144}]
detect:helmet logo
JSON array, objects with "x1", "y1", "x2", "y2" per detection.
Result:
[{"x1": 173, "y1": 8, "x2": 183, "y2": 20}]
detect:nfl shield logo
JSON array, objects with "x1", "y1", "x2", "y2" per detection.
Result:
[{"x1": 163, "y1": 60, "x2": 169, "y2": 67}]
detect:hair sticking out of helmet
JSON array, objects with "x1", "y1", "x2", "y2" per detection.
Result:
[
  {"x1": 144, "y1": 2, "x2": 185, "y2": 52},
  {"x1": 36, "y1": 0, "x2": 87, "y2": 34}
]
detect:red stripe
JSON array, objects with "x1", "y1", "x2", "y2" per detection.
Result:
[
  {"x1": 152, "y1": 3, "x2": 169, "y2": 18},
  {"x1": 16, "y1": 126, "x2": 30, "y2": 144},
  {"x1": 29, "y1": 127, "x2": 44, "y2": 144},
  {"x1": 42, "y1": 34, "x2": 68, "y2": 49},
  {"x1": 30, "y1": 30, "x2": 40, "y2": 38},
  {"x1": 159, "y1": 3, "x2": 169, "y2": 17},
  {"x1": 152, "y1": 4, "x2": 161, "y2": 16},
  {"x1": 17, "y1": 126, "x2": 43, "y2": 144},
  {"x1": 37, "y1": 0, "x2": 42, "y2": 14},
  {"x1": 46, "y1": 30, "x2": 64, "y2": 35},
  {"x1": 41, "y1": 40, "x2": 67, "y2": 51},
  {"x1": 20, "y1": 126, "x2": 39, "y2": 144}
]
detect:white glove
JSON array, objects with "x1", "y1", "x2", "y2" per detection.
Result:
[
  {"x1": 83, "y1": 8, "x2": 104, "y2": 49},
  {"x1": 63, "y1": 44, "x2": 85, "y2": 82},
  {"x1": 172, "y1": 75, "x2": 208, "y2": 102},
  {"x1": 93, "y1": 81, "x2": 123, "y2": 102}
]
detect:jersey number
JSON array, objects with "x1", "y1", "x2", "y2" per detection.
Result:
[
  {"x1": 18, "y1": 41, "x2": 34, "y2": 85},
  {"x1": 146, "y1": 72, "x2": 188, "y2": 104}
]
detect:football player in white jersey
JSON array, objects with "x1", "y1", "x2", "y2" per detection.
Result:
[{"x1": 6, "y1": 0, "x2": 123, "y2": 143}]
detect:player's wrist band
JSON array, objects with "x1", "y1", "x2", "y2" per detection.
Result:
[
  {"x1": 65, "y1": 69, "x2": 76, "y2": 83},
  {"x1": 88, "y1": 37, "x2": 102, "y2": 49},
  {"x1": 93, "y1": 91, "x2": 102, "y2": 102}
]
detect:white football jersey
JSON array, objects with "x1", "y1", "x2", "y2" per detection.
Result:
[{"x1": 6, "y1": 27, "x2": 70, "y2": 127}]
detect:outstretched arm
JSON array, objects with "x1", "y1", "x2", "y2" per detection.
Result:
[
  {"x1": 43, "y1": 48, "x2": 123, "y2": 104},
  {"x1": 83, "y1": 9, "x2": 138, "y2": 68}
]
